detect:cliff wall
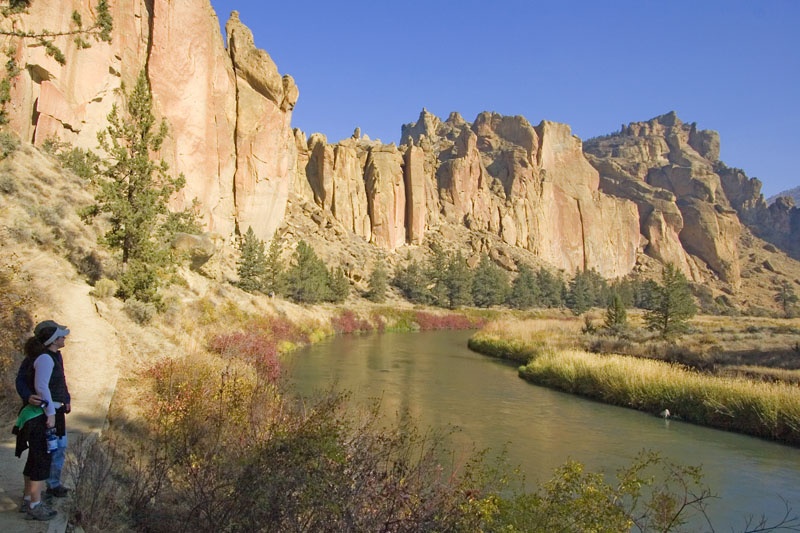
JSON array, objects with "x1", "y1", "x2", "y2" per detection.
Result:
[{"x1": 2, "y1": 2, "x2": 795, "y2": 286}]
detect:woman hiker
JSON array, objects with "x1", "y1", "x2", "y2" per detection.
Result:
[{"x1": 13, "y1": 320, "x2": 72, "y2": 521}]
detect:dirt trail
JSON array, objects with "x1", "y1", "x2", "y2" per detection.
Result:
[{"x1": 0, "y1": 253, "x2": 121, "y2": 533}]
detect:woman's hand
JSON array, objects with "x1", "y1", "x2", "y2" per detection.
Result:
[
  {"x1": 46, "y1": 415, "x2": 55, "y2": 428},
  {"x1": 28, "y1": 394, "x2": 43, "y2": 407}
]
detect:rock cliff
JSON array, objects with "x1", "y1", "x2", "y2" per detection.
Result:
[
  {"x1": 1, "y1": 0, "x2": 297, "y2": 242},
  {"x1": 2, "y1": 2, "x2": 797, "y2": 292},
  {"x1": 585, "y1": 112, "x2": 799, "y2": 281}
]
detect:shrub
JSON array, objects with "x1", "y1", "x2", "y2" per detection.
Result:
[
  {"x1": 90, "y1": 277, "x2": 118, "y2": 299},
  {"x1": 208, "y1": 316, "x2": 308, "y2": 380},
  {"x1": 0, "y1": 171, "x2": 16, "y2": 194},
  {"x1": 76, "y1": 353, "x2": 499, "y2": 533},
  {"x1": 365, "y1": 262, "x2": 388, "y2": 303},
  {"x1": 69, "y1": 249, "x2": 104, "y2": 284},
  {"x1": 331, "y1": 309, "x2": 374, "y2": 334},
  {"x1": 123, "y1": 298, "x2": 156, "y2": 325},
  {"x1": 0, "y1": 130, "x2": 19, "y2": 158}
]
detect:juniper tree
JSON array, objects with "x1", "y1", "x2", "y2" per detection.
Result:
[
  {"x1": 508, "y1": 264, "x2": 539, "y2": 309},
  {"x1": 327, "y1": 267, "x2": 349, "y2": 303},
  {"x1": 537, "y1": 268, "x2": 565, "y2": 308},
  {"x1": 603, "y1": 292, "x2": 628, "y2": 334},
  {"x1": 426, "y1": 242, "x2": 451, "y2": 307},
  {"x1": 471, "y1": 255, "x2": 509, "y2": 308},
  {"x1": 263, "y1": 236, "x2": 286, "y2": 296},
  {"x1": 645, "y1": 263, "x2": 697, "y2": 338},
  {"x1": 285, "y1": 240, "x2": 330, "y2": 304},
  {"x1": 366, "y1": 262, "x2": 388, "y2": 303},
  {"x1": 444, "y1": 251, "x2": 473, "y2": 309},
  {"x1": 92, "y1": 70, "x2": 188, "y2": 302},
  {"x1": 236, "y1": 227, "x2": 268, "y2": 293},
  {"x1": 566, "y1": 270, "x2": 592, "y2": 315},
  {"x1": 393, "y1": 260, "x2": 430, "y2": 304}
]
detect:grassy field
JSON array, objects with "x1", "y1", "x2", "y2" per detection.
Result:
[{"x1": 469, "y1": 315, "x2": 800, "y2": 445}]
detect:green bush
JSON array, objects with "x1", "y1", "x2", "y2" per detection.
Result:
[
  {"x1": 90, "y1": 277, "x2": 118, "y2": 299},
  {"x1": 123, "y1": 298, "x2": 156, "y2": 324},
  {"x1": 0, "y1": 172, "x2": 16, "y2": 194},
  {"x1": 0, "y1": 131, "x2": 19, "y2": 159}
]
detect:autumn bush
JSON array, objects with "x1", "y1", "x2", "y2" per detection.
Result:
[
  {"x1": 331, "y1": 309, "x2": 374, "y2": 334},
  {"x1": 208, "y1": 315, "x2": 307, "y2": 380},
  {"x1": 413, "y1": 310, "x2": 483, "y2": 331}
]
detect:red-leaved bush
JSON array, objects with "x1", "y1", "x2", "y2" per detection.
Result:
[
  {"x1": 414, "y1": 311, "x2": 484, "y2": 331},
  {"x1": 208, "y1": 316, "x2": 307, "y2": 382},
  {"x1": 208, "y1": 331, "x2": 281, "y2": 382},
  {"x1": 331, "y1": 310, "x2": 374, "y2": 334}
]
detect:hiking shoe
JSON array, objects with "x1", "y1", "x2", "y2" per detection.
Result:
[
  {"x1": 25, "y1": 502, "x2": 57, "y2": 521},
  {"x1": 46, "y1": 485, "x2": 70, "y2": 497},
  {"x1": 20, "y1": 491, "x2": 51, "y2": 512}
]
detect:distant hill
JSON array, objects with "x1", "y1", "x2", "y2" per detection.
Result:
[{"x1": 768, "y1": 186, "x2": 800, "y2": 205}]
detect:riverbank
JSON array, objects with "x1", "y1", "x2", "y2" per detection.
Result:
[{"x1": 468, "y1": 317, "x2": 800, "y2": 446}]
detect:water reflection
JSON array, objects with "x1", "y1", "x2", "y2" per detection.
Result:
[{"x1": 288, "y1": 330, "x2": 800, "y2": 528}]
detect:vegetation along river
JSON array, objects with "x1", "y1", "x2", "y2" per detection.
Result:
[{"x1": 288, "y1": 330, "x2": 800, "y2": 529}]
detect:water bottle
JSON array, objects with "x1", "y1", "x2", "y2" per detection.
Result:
[{"x1": 46, "y1": 427, "x2": 58, "y2": 453}]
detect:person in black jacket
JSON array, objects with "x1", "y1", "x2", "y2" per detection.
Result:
[{"x1": 16, "y1": 320, "x2": 72, "y2": 509}]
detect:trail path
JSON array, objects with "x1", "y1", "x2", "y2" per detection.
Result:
[{"x1": 0, "y1": 253, "x2": 121, "y2": 533}]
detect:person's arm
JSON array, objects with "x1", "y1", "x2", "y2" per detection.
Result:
[
  {"x1": 59, "y1": 352, "x2": 71, "y2": 412},
  {"x1": 33, "y1": 354, "x2": 56, "y2": 425},
  {"x1": 16, "y1": 362, "x2": 43, "y2": 406}
]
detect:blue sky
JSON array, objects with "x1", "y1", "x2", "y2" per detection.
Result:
[{"x1": 209, "y1": 1, "x2": 799, "y2": 198}]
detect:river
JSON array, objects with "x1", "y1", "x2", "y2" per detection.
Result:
[{"x1": 287, "y1": 330, "x2": 800, "y2": 529}]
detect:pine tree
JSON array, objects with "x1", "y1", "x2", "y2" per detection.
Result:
[
  {"x1": 426, "y1": 242, "x2": 451, "y2": 307},
  {"x1": 444, "y1": 251, "x2": 473, "y2": 309},
  {"x1": 327, "y1": 267, "x2": 350, "y2": 303},
  {"x1": 393, "y1": 260, "x2": 431, "y2": 304},
  {"x1": 285, "y1": 241, "x2": 330, "y2": 304},
  {"x1": 604, "y1": 292, "x2": 628, "y2": 334},
  {"x1": 645, "y1": 263, "x2": 697, "y2": 338},
  {"x1": 236, "y1": 227, "x2": 268, "y2": 293},
  {"x1": 471, "y1": 255, "x2": 509, "y2": 308},
  {"x1": 508, "y1": 264, "x2": 539, "y2": 309},
  {"x1": 263, "y1": 236, "x2": 286, "y2": 296},
  {"x1": 537, "y1": 268, "x2": 564, "y2": 308},
  {"x1": 92, "y1": 70, "x2": 188, "y2": 303},
  {"x1": 366, "y1": 262, "x2": 388, "y2": 303},
  {"x1": 566, "y1": 270, "x2": 592, "y2": 315}
]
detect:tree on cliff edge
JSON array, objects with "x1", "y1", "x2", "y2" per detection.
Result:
[
  {"x1": 91, "y1": 70, "x2": 187, "y2": 303},
  {"x1": 645, "y1": 263, "x2": 697, "y2": 338}
]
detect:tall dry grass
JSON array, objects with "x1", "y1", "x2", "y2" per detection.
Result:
[
  {"x1": 468, "y1": 317, "x2": 582, "y2": 364},
  {"x1": 519, "y1": 349, "x2": 800, "y2": 445}
]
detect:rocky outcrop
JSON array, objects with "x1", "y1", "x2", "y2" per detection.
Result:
[
  {"x1": 226, "y1": 12, "x2": 298, "y2": 241},
  {"x1": 1, "y1": 1, "x2": 296, "y2": 243},
  {"x1": 585, "y1": 112, "x2": 742, "y2": 285}
]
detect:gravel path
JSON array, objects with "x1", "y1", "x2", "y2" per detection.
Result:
[{"x1": 0, "y1": 263, "x2": 121, "y2": 533}]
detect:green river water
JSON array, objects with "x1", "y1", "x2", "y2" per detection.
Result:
[{"x1": 288, "y1": 330, "x2": 800, "y2": 529}]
